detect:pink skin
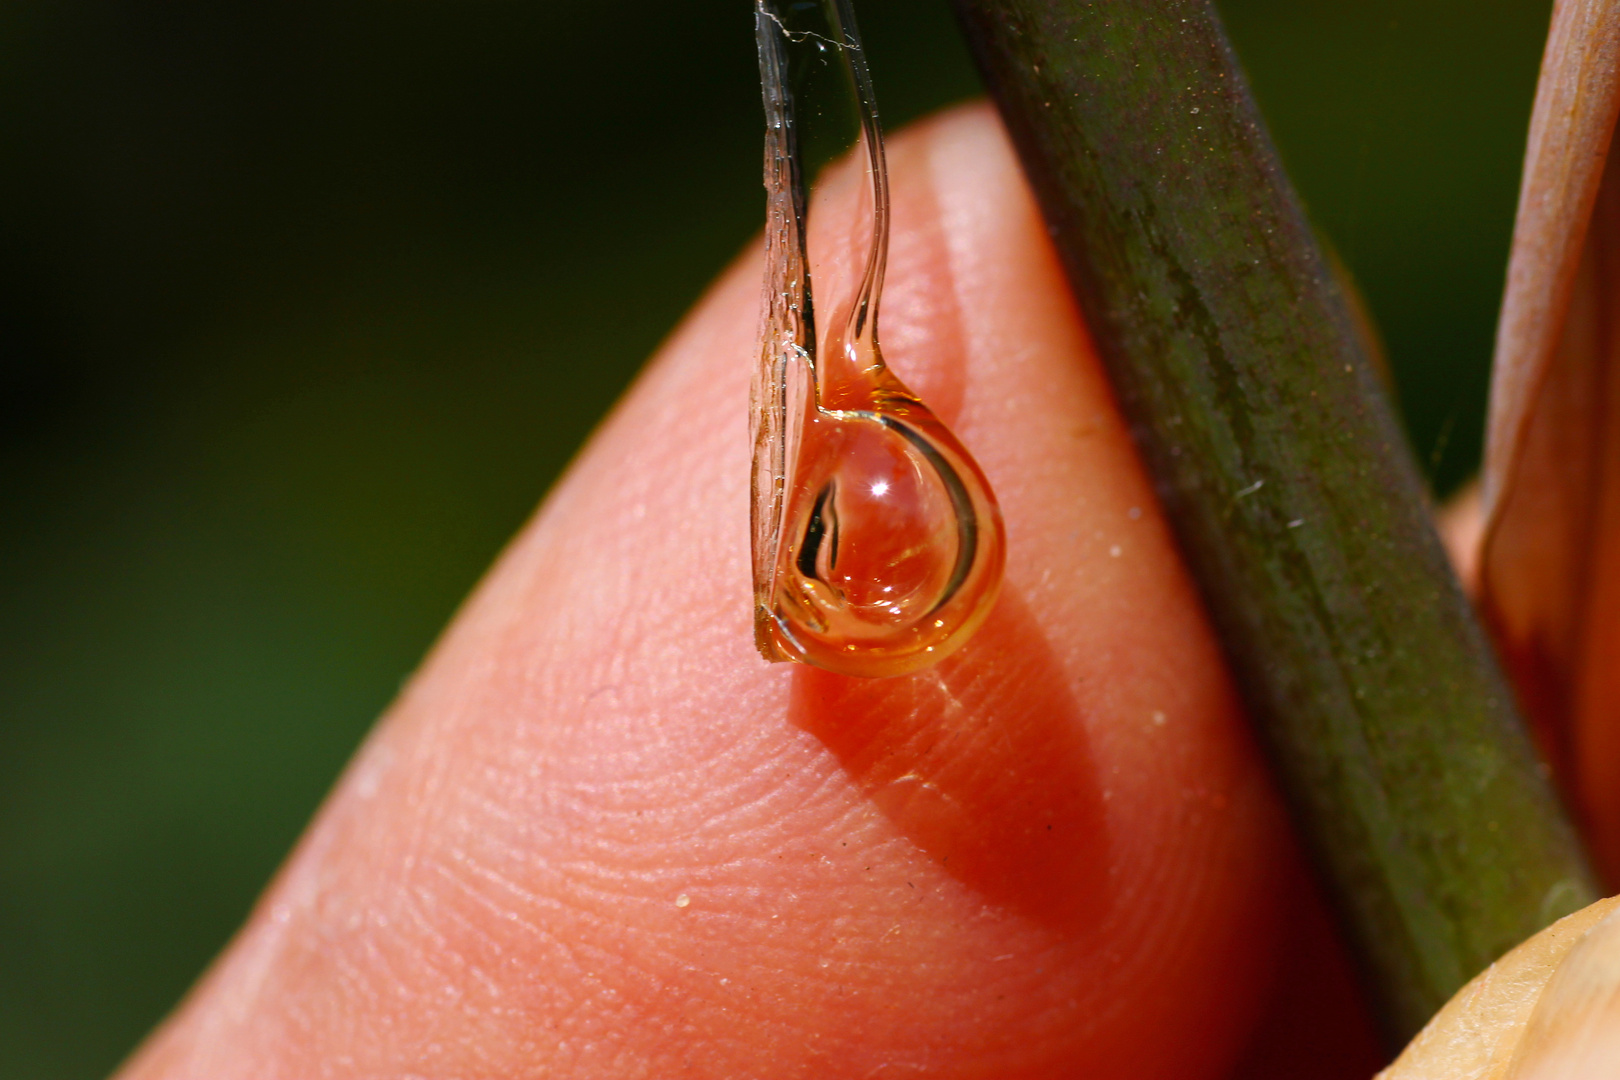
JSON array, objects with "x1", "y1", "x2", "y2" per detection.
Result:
[{"x1": 118, "y1": 104, "x2": 1378, "y2": 1080}]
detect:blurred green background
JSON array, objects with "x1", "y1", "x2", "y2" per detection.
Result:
[{"x1": 0, "y1": 0, "x2": 1552, "y2": 1075}]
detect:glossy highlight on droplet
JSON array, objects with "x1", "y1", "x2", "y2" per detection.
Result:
[{"x1": 752, "y1": 0, "x2": 1004, "y2": 678}]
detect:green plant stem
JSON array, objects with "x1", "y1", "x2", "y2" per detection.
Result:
[{"x1": 952, "y1": 0, "x2": 1598, "y2": 1042}]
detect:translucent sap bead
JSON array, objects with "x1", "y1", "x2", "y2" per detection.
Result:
[{"x1": 762, "y1": 347, "x2": 1004, "y2": 678}]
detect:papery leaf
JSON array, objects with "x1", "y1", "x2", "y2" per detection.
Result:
[
  {"x1": 1377, "y1": 897, "x2": 1620, "y2": 1080},
  {"x1": 1504, "y1": 903, "x2": 1620, "y2": 1078}
]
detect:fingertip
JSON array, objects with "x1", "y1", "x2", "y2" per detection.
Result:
[{"x1": 120, "y1": 102, "x2": 1295, "y2": 1080}]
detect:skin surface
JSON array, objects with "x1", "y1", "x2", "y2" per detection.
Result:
[{"x1": 117, "y1": 104, "x2": 1379, "y2": 1080}]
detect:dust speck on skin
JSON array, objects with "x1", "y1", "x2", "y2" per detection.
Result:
[
  {"x1": 675, "y1": 894, "x2": 691, "y2": 908},
  {"x1": 1152, "y1": 711, "x2": 1167, "y2": 727},
  {"x1": 1128, "y1": 506, "x2": 1142, "y2": 520},
  {"x1": 350, "y1": 743, "x2": 394, "y2": 800},
  {"x1": 1109, "y1": 545, "x2": 1122, "y2": 558}
]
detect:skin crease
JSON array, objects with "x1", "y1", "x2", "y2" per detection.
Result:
[{"x1": 116, "y1": 104, "x2": 1385, "y2": 1080}]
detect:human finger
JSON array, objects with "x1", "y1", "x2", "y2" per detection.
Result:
[{"x1": 119, "y1": 103, "x2": 1295, "y2": 1080}]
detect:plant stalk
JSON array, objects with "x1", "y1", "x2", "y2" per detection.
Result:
[{"x1": 952, "y1": 0, "x2": 1599, "y2": 1042}]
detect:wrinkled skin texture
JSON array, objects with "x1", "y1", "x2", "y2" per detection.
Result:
[{"x1": 117, "y1": 105, "x2": 1384, "y2": 1080}]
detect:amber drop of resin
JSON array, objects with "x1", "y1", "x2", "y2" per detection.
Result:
[{"x1": 752, "y1": 0, "x2": 1004, "y2": 678}]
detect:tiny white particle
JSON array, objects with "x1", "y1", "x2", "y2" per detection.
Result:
[
  {"x1": 1110, "y1": 545, "x2": 1122, "y2": 558},
  {"x1": 1190, "y1": 106, "x2": 1200, "y2": 114},
  {"x1": 1128, "y1": 506, "x2": 1142, "y2": 520},
  {"x1": 675, "y1": 894, "x2": 691, "y2": 908},
  {"x1": 1287, "y1": 518, "x2": 1304, "y2": 529},
  {"x1": 1152, "y1": 711, "x2": 1168, "y2": 727}
]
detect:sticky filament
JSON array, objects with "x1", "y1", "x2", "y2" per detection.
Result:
[{"x1": 752, "y1": 0, "x2": 1005, "y2": 678}]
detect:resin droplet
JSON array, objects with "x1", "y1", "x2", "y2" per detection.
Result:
[
  {"x1": 763, "y1": 344, "x2": 1004, "y2": 677},
  {"x1": 753, "y1": 0, "x2": 1004, "y2": 678}
]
